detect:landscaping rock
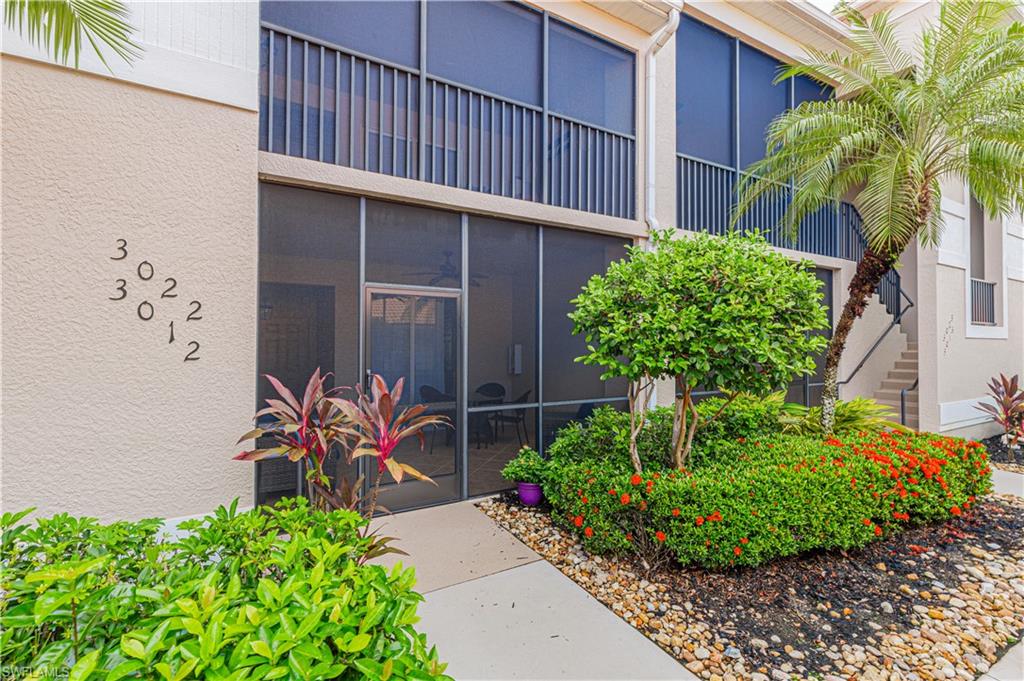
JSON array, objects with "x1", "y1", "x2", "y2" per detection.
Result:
[{"x1": 476, "y1": 494, "x2": 1024, "y2": 681}]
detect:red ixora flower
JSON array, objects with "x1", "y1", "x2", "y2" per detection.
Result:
[
  {"x1": 630, "y1": 474, "x2": 643, "y2": 486},
  {"x1": 620, "y1": 493, "x2": 631, "y2": 505},
  {"x1": 874, "y1": 525, "x2": 883, "y2": 536},
  {"x1": 672, "y1": 508, "x2": 681, "y2": 517},
  {"x1": 574, "y1": 516, "x2": 583, "y2": 527},
  {"x1": 950, "y1": 506, "x2": 962, "y2": 516},
  {"x1": 584, "y1": 526, "x2": 594, "y2": 537},
  {"x1": 734, "y1": 546, "x2": 742, "y2": 556},
  {"x1": 740, "y1": 537, "x2": 749, "y2": 544},
  {"x1": 862, "y1": 518, "x2": 872, "y2": 526},
  {"x1": 695, "y1": 516, "x2": 705, "y2": 526},
  {"x1": 655, "y1": 531, "x2": 666, "y2": 542}
]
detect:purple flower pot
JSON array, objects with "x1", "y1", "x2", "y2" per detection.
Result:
[{"x1": 517, "y1": 481, "x2": 543, "y2": 507}]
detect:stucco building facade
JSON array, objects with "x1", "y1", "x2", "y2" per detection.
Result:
[{"x1": 2, "y1": 0, "x2": 1021, "y2": 522}]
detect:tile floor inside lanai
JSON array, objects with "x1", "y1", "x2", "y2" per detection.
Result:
[{"x1": 371, "y1": 473, "x2": 1024, "y2": 681}]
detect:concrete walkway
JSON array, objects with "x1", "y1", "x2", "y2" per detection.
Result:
[
  {"x1": 376, "y1": 468, "x2": 1024, "y2": 681},
  {"x1": 370, "y1": 499, "x2": 694, "y2": 680},
  {"x1": 370, "y1": 500, "x2": 538, "y2": 593},
  {"x1": 992, "y1": 467, "x2": 1024, "y2": 497}
]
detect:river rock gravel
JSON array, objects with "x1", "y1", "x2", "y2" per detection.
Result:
[{"x1": 478, "y1": 494, "x2": 1024, "y2": 681}]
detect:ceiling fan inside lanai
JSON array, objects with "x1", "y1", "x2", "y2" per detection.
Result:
[{"x1": 407, "y1": 250, "x2": 487, "y2": 287}]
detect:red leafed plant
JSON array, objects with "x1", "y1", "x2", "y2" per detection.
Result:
[
  {"x1": 234, "y1": 368, "x2": 351, "y2": 509},
  {"x1": 235, "y1": 369, "x2": 450, "y2": 519},
  {"x1": 975, "y1": 373, "x2": 1024, "y2": 449},
  {"x1": 328, "y1": 374, "x2": 451, "y2": 514}
]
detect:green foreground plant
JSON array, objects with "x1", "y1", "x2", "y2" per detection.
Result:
[{"x1": 0, "y1": 499, "x2": 451, "y2": 681}]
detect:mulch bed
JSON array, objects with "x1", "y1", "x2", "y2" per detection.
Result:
[
  {"x1": 980, "y1": 434, "x2": 1024, "y2": 474},
  {"x1": 479, "y1": 494, "x2": 1024, "y2": 681}
]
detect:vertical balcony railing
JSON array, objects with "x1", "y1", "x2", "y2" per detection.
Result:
[
  {"x1": 971, "y1": 278, "x2": 997, "y2": 325},
  {"x1": 259, "y1": 25, "x2": 635, "y2": 219},
  {"x1": 676, "y1": 154, "x2": 904, "y2": 320},
  {"x1": 422, "y1": 77, "x2": 543, "y2": 202},
  {"x1": 549, "y1": 114, "x2": 635, "y2": 218}
]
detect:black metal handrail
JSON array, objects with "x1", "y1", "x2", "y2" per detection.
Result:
[
  {"x1": 900, "y1": 377, "x2": 918, "y2": 427},
  {"x1": 837, "y1": 284, "x2": 915, "y2": 388}
]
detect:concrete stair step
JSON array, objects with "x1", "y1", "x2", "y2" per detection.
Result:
[
  {"x1": 894, "y1": 359, "x2": 918, "y2": 371},
  {"x1": 901, "y1": 352, "x2": 919, "y2": 361},
  {"x1": 875, "y1": 390, "x2": 919, "y2": 404},
  {"x1": 886, "y1": 369, "x2": 918, "y2": 382},
  {"x1": 880, "y1": 379, "x2": 919, "y2": 392}
]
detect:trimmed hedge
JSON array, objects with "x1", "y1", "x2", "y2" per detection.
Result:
[
  {"x1": 0, "y1": 499, "x2": 451, "y2": 680},
  {"x1": 542, "y1": 415, "x2": 992, "y2": 569}
]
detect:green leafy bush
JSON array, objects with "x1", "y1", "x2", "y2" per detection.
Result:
[
  {"x1": 544, "y1": 406, "x2": 675, "y2": 474},
  {"x1": 570, "y1": 229, "x2": 829, "y2": 469},
  {"x1": 543, "y1": 429, "x2": 991, "y2": 569},
  {"x1": 501, "y1": 447, "x2": 547, "y2": 483},
  {"x1": 779, "y1": 397, "x2": 904, "y2": 436},
  {"x1": 0, "y1": 498, "x2": 451, "y2": 681}
]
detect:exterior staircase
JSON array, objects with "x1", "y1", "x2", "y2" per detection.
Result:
[{"x1": 873, "y1": 341, "x2": 919, "y2": 429}]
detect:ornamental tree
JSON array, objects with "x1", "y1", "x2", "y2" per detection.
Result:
[{"x1": 570, "y1": 229, "x2": 829, "y2": 471}]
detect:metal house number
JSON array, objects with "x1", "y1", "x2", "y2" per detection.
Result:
[{"x1": 108, "y1": 238, "x2": 203, "y2": 362}]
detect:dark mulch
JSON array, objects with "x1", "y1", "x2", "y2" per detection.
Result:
[
  {"x1": 651, "y1": 497, "x2": 1024, "y2": 675},
  {"x1": 981, "y1": 434, "x2": 1024, "y2": 473}
]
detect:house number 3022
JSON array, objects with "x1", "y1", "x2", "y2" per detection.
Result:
[{"x1": 109, "y1": 238, "x2": 203, "y2": 362}]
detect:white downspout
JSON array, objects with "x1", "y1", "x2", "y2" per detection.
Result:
[
  {"x1": 644, "y1": 6, "x2": 680, "y2": 233},
  {"x1": 644, "y1": 6, "x2": 680, "y2": 412}
]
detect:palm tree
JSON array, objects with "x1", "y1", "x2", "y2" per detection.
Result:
[
  {"x1": 734, "y1": 0, "x2": 1024, "y2": 433},
  {"x1": 4, "y1": 0, "x2": 139, "y2": 69}
]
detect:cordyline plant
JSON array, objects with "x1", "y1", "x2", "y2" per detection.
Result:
[
  {"x1": 235, "y1": 370, "x2": 449, "y2": 520},
  {"x1": 976, "y1": 373, "x2": 1024, "y2": 449},
  {"x1": 570, "y1": 230, "x2": 829, "y2": 472},
  {"x1": 328, "y1": 374, "x2": 449, "y2": 515},
  {"x1": 235, "y1": 369, "x2": 349, "y2": 510},
  {"x1": 734, "y1": 1, "x2": 1024, "y2": 434}
]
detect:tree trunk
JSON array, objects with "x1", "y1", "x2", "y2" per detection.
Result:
[
  {"x1": 671, "y1": 385, "x2": 692, "y2": 469},
  {"x1": 670, "y1": 376, "x2": 686, "y2": 469},
  {"x1": 626, "y1": 379, "x2": 649, "y2": 474},
  {"x1": 821, "y1": 248, "x2": 896, "y2": 433}
]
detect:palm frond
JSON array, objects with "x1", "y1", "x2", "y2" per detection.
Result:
[{"x1": 4, "y1": 0, "x2": 140, "y2": 69}]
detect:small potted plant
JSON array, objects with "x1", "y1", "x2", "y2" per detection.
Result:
[{"x1": 502, "y1": 447, "x2": 546, "y2": 506}]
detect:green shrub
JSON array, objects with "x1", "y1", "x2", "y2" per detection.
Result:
[
  {"x1": 0, "y1": 498, "x2": 451, "y2": 681},
  {"x1": 544, "y1": 406, "x2": 675, "y2": 473},
  {"x1": 543, "y1": 430, "x2": 991, "y2": 569},
  {"x1": 692, "y1": 392, "x2": 784, "y2": 459},
  {"x1": 501, "y1": 447, "x2": 547, "y2": 483},
  {"x1": 779, "y1": 397, "x2": 904, "y2": 436}
]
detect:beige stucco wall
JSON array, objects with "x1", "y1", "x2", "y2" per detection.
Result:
[
  {"x1": 1, "y1": 56, "x2": 258, "y2": 520},
  {"x1": 934, "y1": 268, "x2": 1024, "y2": 420}
]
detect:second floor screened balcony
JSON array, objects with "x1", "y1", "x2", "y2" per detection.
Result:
[
  {"x1": 675, "y1": 15, "x2": 864, "y2": 262},
  {"x1": 258, "y1": 1, "x2": 638, "y2": 220}
]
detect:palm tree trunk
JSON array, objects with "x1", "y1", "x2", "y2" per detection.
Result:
[{"x1": 820, "y1": 248, "x2": 895, "y2": 433}]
